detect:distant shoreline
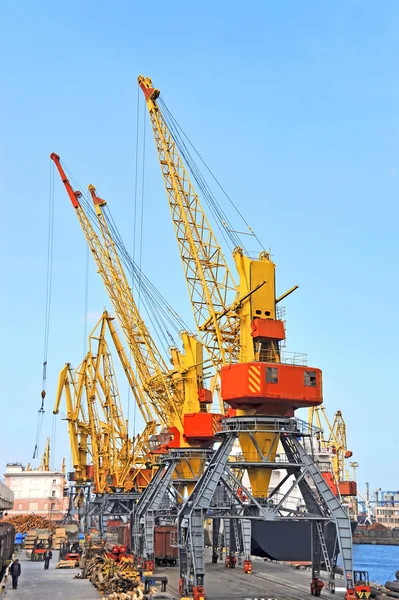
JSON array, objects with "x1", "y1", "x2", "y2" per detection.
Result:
[
  {"x1": 354, "y1": 538, "x2": 399, "y2": 545},
  {"x1": 354, "y1": 530, "x2": 399, "y2": 546}
]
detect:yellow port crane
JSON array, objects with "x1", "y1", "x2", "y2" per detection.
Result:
[
  {"x1": 139, "y1": 76, "x2": 358, "y2": 600},
  {"x1": 39, "y1": 438, "x2": 51, "y2": 471},
  {"x1": 308, "y1": 407, "x2": 356, "y2": 497},
  {"x1": 51, "y1": 154, "x2": 218, "y2": 494},
  {"x1": 54, "y1": 311, "x2": 157, "y2": 494},
  {"x1": 50, "y1": 154, "x2": 171, "y2": 431},
  {"x1": 54, "y1": 360, "x2": 90, "y2": 491},
  {"x1": 139, "y1": 75, "x2": 308, "y2": 497},
  {"x1": 89, "y1": 312, "x2": 158, "y2": 492}
]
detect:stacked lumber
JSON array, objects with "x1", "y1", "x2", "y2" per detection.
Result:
[
  {"x1": 53, "y1": 527, "x2": 66, "y2": 550},
  {"x1": 56, "y1": 559, "x2": 79, "y2": 569},
  {"x1": 0, "y1": 515, "x2": 57, "y2": 533},
  {"x1": 37, "y1": 530, "x2": 49, "y2": 544},
  {"x1": 24, "y1": 530, "x2": 37, "y2": 550}
]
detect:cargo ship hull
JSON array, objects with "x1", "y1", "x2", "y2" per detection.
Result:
[{"x1": 251, "y1": 520, "x2": 357, "y2": 561}]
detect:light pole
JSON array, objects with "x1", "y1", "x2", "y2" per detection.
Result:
[{"x1": 349, "y1": 462, "x2": 359, "y2": 518}]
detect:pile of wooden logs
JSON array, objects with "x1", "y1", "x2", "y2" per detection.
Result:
[
  {"x1": 84, "y1": 554, "x2": 143, "y2": 596},
  {"x1": 371, "y1": 580, "x2": 399, "y2": 598},
  {"x1": 105, "y1": 594, "x2": 143, "y2": 600},
  {"x1": 372, "y1": 584, "x2": 399, "y2": 598},
  {"x1": 0, "y1": 515, "x2": 57, "y2": 533},
  {"x1": 76, "y1": 546, "x2": 174, "y2": 599}
]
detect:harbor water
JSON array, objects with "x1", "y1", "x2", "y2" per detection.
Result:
[{"x1": 353, "y1": 544, "x2": 399, "y2": 584}]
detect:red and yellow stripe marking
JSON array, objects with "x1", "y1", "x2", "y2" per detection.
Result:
[{"x1": 248, "y1": 365, "x2": 261, "y2": 392}]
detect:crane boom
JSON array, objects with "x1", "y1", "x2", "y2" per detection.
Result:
[
  {"x1": 52, "y1": 151, "x2": 218, "y2": 503},
  {"x1": 138, "y1": 76, "x2": 239, "y2": 368},
  {"x1": 54, "y1": 313, "x2": 157, "y2": 493},
  {"x1": 87, "y1": 184, "x2": 184, "y2": 429},
  {"x1": 54, "y1": 362, "x2": 89, "y2": 482},
  {"x1": 50, "y1": 153, "x2": 176, "y2": 430},
  {"x1": 105, "y1": 312, "x2": 160, "y2": 426},
  {"x1": 140, "y1": 74, "x2": 323, "y2": 494}
]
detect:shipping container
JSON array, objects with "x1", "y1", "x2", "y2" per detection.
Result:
[{"x1": 338, "y1": 480, "x2": 357, "y2": 497}]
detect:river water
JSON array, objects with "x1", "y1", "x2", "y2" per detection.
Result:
[{"x1": 353, "y1": 544, "x2": 399, "y2": 584}]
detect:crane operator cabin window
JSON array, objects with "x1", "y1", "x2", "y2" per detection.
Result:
[
  {"x1": 266, "y1": 367, "x2": 278, "y2": 384},
  {"x1": 304, "y1": 371, "x2": 317, "y2": 387}
]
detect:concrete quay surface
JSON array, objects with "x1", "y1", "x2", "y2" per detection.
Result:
[
  {"x1": 164, "y1": 553, "x2": 347, "y2": 600},
  {"x1": 3, "y1": 552, "x2": 98, "y2": 599},
  {"x1": 2, "y1": 550, "x2": 347, "y2": 600}
]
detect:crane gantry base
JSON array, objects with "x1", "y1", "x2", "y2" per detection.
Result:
[
  {"x1": 85, "y1": 491, "x2": 140, "y2": 538},
  {"x1": 177, "y1": 416, "x2": 354, "y2": 600},
  {"x1": 62, "y1": 483, "x2": 92, "y2": 531},
  {"x1": 132, "y1": 448, "x2": 214, "y2": 571}
]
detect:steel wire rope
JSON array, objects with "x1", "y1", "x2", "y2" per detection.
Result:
[
  {"x1": 103, "y1": 207, "x2": 186, "y2": 345},
  {"x1": 132, "y1": 99, "x2": 147, "y2": 456},
  {"x1": 62, "y1": 160, "x2": 184, "y2": 344},
  {"x1": 159, "y1": 98, "x2": 266, "y2": 253},
  {"x1": 33, "y1": 160, "x2": 55, "y2": 459},
  {"x1": 159, "y1": 98, "x2": 256, "y2": 249},
  {"x1": 138, "y1": 97, "x2": 147, "y2": 314},
  {"x1": 128, "y1": 83, "x2": 142, "y2": 444},
  {"x1": 129, "y1": 84, "x2": 143, "y2": 464},
  {"x1": 83, "y1": 245, "x2": 90, "y2": 356},
  {"x1": 159, "y1": 99, "x2": 242, "y2": 253},
  {"x1": 61, "y1": 162, "x2": 187, "y2": 339},
  {"x1": 60, "y1": 162, "x2": 193, "y2": 381}
]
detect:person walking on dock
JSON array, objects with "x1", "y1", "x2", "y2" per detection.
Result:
[
  {"x1": 9, "y1": 559, "x2": 21, "y2": 589},
  {"x1": 44, "y1": 548, "x2": 52, "y2": 570}
]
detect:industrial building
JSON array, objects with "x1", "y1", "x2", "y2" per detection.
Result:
[{"x1": 0, "y1": 480, "x2": 14, "y2": 513}]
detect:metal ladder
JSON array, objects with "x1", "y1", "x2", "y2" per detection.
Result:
[
  {"x1": 232, "y1": 518, "x2": 241, "y2": 563},
  {"x1": 224, "y1": 518, "x2": 231, "y2": 559},
  {"x1": 316, "y1": 520, "x2": 332, "y2": 574},
  {"x1": 290, "y1": 435, "x2": 354, "y2": 590}
]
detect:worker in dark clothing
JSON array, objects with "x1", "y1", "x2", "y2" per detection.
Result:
[
  {"x1": 44, "y1": 548, "x2": 53, "y2": 570},
  {"x1": 9, "y1": 559, "x2": 21, "y2": 589}
]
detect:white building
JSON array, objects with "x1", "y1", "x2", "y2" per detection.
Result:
[{"x1": 4, "y1": 463, "x2": 68, "y2": 518}]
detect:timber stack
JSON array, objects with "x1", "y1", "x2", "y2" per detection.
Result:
[
  {"x1": 0, "y1": 514, "x2": 57, "y2": 533},
  {"x1": 371, "y1": 575, "x2": 399, "y2": 599},
  {"x1": 76, "y1": 546, "x2": 172, "y2": 599}
]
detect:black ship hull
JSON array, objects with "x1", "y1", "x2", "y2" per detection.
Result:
[{"x1": 251, "y1": 520, "x2": 357, "y2": 561}]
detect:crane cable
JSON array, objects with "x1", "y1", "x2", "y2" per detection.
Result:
[
  {"x1": 63, "y1": 163, "x2": 189, "y2": 346},
  {"x1": 127, "y1": 83, "x2": 141, "y2": 448},
  {"x1": 158, "y1": 97, "x2": 265, "y2": 254},
  {"x1": 132, "y1": 94, "x2": 147, "y2": 458},
  {"x1": 33, "y1": 159, "x2": 55, "y2": 459}
]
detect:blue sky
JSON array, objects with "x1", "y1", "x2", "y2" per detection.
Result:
[{"x1": 1, "y1": 1, "x2": 398, "y2": 495}]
